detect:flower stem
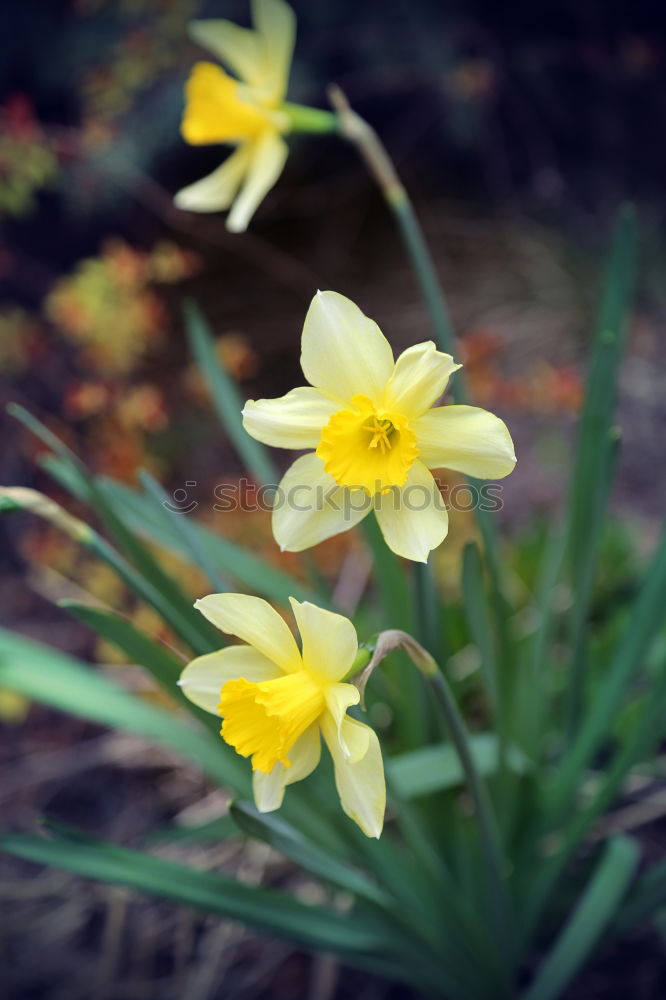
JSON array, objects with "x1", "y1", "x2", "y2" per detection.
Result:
[
  {"x1": 357, "y1": 629, "x2": 515, "y2": 986},
  {"x1": 282, "y1": 102, "x2": 338, "y2": 134},
  {"x1": 428, "y1": 667, "x2": 515, "y2": 976},
  {"x1": 328, "y1": 85, "x2": 461, "y2": 392}
]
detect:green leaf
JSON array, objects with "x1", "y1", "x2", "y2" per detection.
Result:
[
  {"x1": 8, "y1": 405, "x2": 220, "y2": 655},
  {"x1": 553, "y1": 525, "x2": 666, "y2": 815},
  {"x1": 138, "y1": 469, "x2": 230, "y2": 593},
  {"x1": 230, "y1": 801, "x2": 390, "y2": 908},
  {"x1": 564, "y1": 206, "x2": 637, "y2": 734},
  {"x1": 0, "y1": 832, "x2": 397, "y2": 963},
  {"x1": 462, "y1": 542, "x2": 499, "y2": 710},
  {"x1": 184, "y1": 299, "x2": 277, "y2": 486},
  {"x1": 522, "y1": 837, "x2": 640, "y2": 1000},
  {"x1": 145, "y1": 815, "x2": 238, "y2": 844},
  {"x1": 610, "y1": 857, "x2": 666, "y2": 940},
  {"x1": 360, "y1": 516, "x2": 412, "y2": 632},
  {"x1": 388, "y1": 733, "x2": 530, "y2": 800},
  {"x1": 97, "y1": 477, "x2": 321, "y2": 606},
  {"x1": 0, "y1": 628, "x2": 248, "y2": 793},
  {"x1": 61, "y1": 602, "x2": 184, "y2": 687},
  {"x1": 58, "y1": 601, "x2": 221, "y2": 734}
]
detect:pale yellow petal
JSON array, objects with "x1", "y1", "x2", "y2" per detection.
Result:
[
  {"x1": 384, "y1": 341, "x2": 461, "y2": 418},
  {"x1": 324, "y1": 684, "x2": 367, "y2": 761},
  {"x1": 226, "y1": 130, "x2": 288, "y2": 232},
  {"x1": 374, "y1": 460, "x2": 448, "y2": 562},
  {"x1": 252, "y1": 723, "x2": 321, "y2": 811},
  {"x1": 289, "y1": 599, "x2": 358, "y2": 682},
  {"x1": 272, "y1": 453, "x2": 372, "y2": 553},
  {"x1": 300, "y1": 291, "x2": 394, "y2": 405},
  {"x1": 321, "y1": 715, "x2": 385, "y2": 838},
  {"x1": 413, "y1": 405, "x2": 517, "y2": 479},
  {"x1": 178, "y1": 645, "x2": 280, "y2": 715},
  {"x1": 242, "y1": 387, "x2": 339, "y2": 449},
  {"x1": 194, "y1": 593, "x2": 301, "y2": 673},
  {"x1": 252, "y1": 0, "x2": 295, "y2": 104},
  {"x1": 188, "y1": 19, "x2": 264, "y2": 89},
  {"x1": 174, "y1": 146, "x2": 251, "y2": 213}
]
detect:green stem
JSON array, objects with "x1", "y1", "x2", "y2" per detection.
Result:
[
  {"x1": 282, "y1": 102, "x2": 338, "y2": 134},
  {"x1": 430, "y1": 670, "x2": 506, "y2": 900},
  {"x1": 328, "y1": 86, "x2": 459, "y2": 385},
  {"x1": 429, "y1": 670, "x2": 512, "y2": 931}
]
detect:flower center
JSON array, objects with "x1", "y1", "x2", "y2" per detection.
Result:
[
  {"x1": 219, "y1": 670, "x2": 325, "y2": 774},
  {"x1": 316, "y1": 395, "x2": 418, "y2": 495}
]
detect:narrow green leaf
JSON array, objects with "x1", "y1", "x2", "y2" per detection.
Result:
[
  {"x1": 388, "y1": 733, "x2": 530, "y2": 800},
  {"x1": 553, "y1": 525, "x2": 666, "y2": 815},
  {"x1": 517, "y1": 521, "x2": 566, "y2": 758},
  {"x1": 522, "y1": 661, "x2": 666, "y2": 943},
  {"x1": 184, "y1": 299, "x2": 277, "y2": 486},
  {"x1": 230, "y1": 801, "x2": 390, "y2": 907},
  {"x1": 98, "y1": 477, "x2": 321, "y2": 606},
  {"x1": 0, "y1": 628, "x2": 248, "y2": 793},
  {"x1": 61, "y1": 601, "x2": 185, "y2": 687},
  {"x1": 462, "y1": 542, "x2": 499, "y2": 710},
  {"x1": 8, "y1": 405, "x2": 220, "y2": 655},
  {"x1": 360, "y1": 516, "x2": 411, "y2": 632},
  {"x1": 564, "y1": 206, "x2": 637, "y2": 735},
  {"x1": 138, "y1": 469, "x2": 230, "y2": 593},
  {"x1": 610, "y1": 857, "x2": 666, "y2": 940},
  {"x1": 58, "y1": 601, "x2": 222, "y2": 735},
  {"x1": 522, "y1": 837, "x2": 639, "y2": 1000},
  {"x1": 0, "y1": 833, "x2": 396, "y2": 963},
  {"x1": 145, "y1": 815, "x2": 238, "y2": 844}
]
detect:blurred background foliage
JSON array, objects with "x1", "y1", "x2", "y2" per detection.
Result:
[{"x1": 2, "y1": 1, "x2": 666, "y2": 997}]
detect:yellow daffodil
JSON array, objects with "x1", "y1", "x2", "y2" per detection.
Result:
[
  {"x1": 179, "y1": 593, "x2": 385, "y2": 838},
  {"x1": 242, "y1": 290, "x2": 517, "y2": 562},
  {"x1": 175, "y1": 0, "x2": 295, "y2": 231}
]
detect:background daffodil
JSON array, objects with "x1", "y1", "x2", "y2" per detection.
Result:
[
  {"x1": 175, "y1": 0, "x2": 295, "y2": 231},
  {"x1": 179, "y1": 592, "x2": 386, "y2": 838},
  {"x1": 243, "y1": 290, "x2": 517, "y2": 562}
]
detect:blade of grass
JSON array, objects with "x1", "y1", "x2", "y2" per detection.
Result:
[
  {"x1": 183, "y1": 299, "x2": 277, "y2": 487},
  {"x1": 522, "y1": 836, "x2": 639, "y2": 1000}
]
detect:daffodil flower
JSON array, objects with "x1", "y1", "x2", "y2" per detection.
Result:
[
  {"x1": 175, "y1": 0, "x2": 295, "y2": 232},
  {"x1": 243, "y1": 290, "x2": 517, "y2": 562},
  {"x1": 179, "y1": 593, "x2": 386, "y2": 838}
]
